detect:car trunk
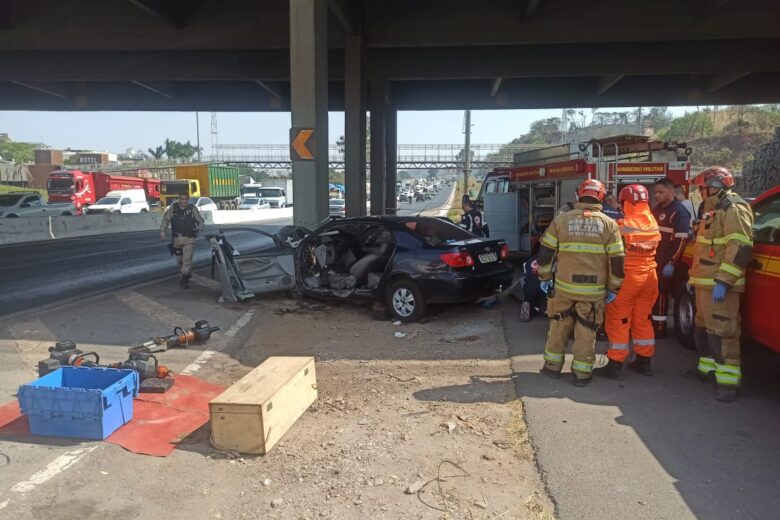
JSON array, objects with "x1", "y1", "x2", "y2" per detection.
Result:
[{"x1": 448, "y1": 239, "x2": 507, "y2": 272}]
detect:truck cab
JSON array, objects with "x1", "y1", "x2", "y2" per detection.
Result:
[
  {"x1": 160, "y1": 179, "x2": 201, "y2": 206},
  {"x1": 46, "y1": 170, "x2": 95, "y2": 213},
  {"x1": 674, "y1": 185, "x2": 780, "y2": 354}
]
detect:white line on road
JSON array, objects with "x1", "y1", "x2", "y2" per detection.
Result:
[
  {"x1": 115, "y1": 290, "x2": 193, "y2": 328},
  {"x1": 180, "y1": 309, "x2": 255, "y2": 376},
  {"x1": 10, "y1": 445, "x2": 99, "y2": 494}
]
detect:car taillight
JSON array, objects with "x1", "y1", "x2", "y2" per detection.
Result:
[
  {"x1": 440, "y1": 251, "x2": 475, "y2": 268},
  {"x1": 499, "y1": 243, "x2": 509, "y2": 260},
  {"x1": 70, "y1": 195, "x2": 75, "y2": 201}
]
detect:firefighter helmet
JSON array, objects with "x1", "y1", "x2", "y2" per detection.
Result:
[
  {"x1": 695, "y1": 166, "x2": 735, "y2": 190},
  {"x1": 576, "y1": 179, "x2": 607, "y2": 202},
  {"x1": 619, "y1": 184, "x2": 650, "y2": 204}
]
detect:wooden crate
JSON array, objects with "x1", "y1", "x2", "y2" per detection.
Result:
[{"x1": 209, "y1": 356, "x2": 317, "y2": 454}]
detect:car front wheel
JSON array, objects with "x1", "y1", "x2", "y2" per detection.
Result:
[
  {"x1": 387, "y1": 279, "x2": 427, "y2": 323},
  {"x1": 674, "y1": 282, "x2": 696, "y2": 350}
]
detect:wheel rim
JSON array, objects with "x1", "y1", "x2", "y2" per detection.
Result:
[
  {"x1": 678, "y1": 291, "x2": 694, "y2": 336},
  {"x1": 392, "y1": 287, "x2": 416, "y2": 317}
]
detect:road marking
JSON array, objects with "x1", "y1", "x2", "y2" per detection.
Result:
[
  {"x1": 115, "y1": 290, "x2": 193, "y2": 328},
  {"x1": 180, "y1": 309, "x2": 255, "y2": 375},
  {"x1": 190, "y1": 273, "x2": 222, "y2": 291},
  {"x1": 0, "y1": 499, "x2": 9, "y2": 510},
  {"x1": 11, "y1": 445, "x2": 99, "y2": 494}
]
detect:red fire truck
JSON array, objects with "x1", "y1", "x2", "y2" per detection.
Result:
[
  {"x1": 477, "y1": 135, "x2": 691, "y2": 254},
  {"x1": 47, "y1": 170, "x2": 161, "y2": 214}
]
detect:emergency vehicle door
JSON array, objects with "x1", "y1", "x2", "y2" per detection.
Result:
[{"x1": 484, "y1": 191, "x2": 525, "y2": 252}]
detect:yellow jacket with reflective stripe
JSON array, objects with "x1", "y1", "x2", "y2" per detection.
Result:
[
  {"x1": 690, "y1": 191, "x2": 754, "y2": 293},
  {"x1": 538, "y1": 202, "x2": 625, "y2": 302}
]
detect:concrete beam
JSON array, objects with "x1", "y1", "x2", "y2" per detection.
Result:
[
  {"x1": 255, "y1": 80, "x2": 283, "y2": 99},
  {"x1": 289, "y1": 0, "x2": 329, "y2": 229},
  {"x1": 707, "y1": 71, "x2": 750, "y2": 92},
  {"x1": 126, "y1": 0, "x2": 199, "y2": 29},
  {"x1": 369, "y1": 80, "x2": 386, "y2": 216},
  {"x1": 344, "y1": 33, "x2": 367, "y2": 218},
  {"x1": 8, "y1": 81, "x2": 69, "y2": 99},
  {"x1": 522, "y1": 0, "x2": 542, "y2": 21},
  {"x1": 597, "y1": 74, "x2": 624, "y2": 95},
  {"x1": 131, "y1": 80, "x2": 175, "y2": 99},
  {"x1": 384, "y1": 106, "x2": 397, "y2": 215},
  {"x1": 328, "y1": 0, "x2": 354, "y2": 34},
  {"x1": 490, "y1": 77, "x2": 503, "y2": 97}
]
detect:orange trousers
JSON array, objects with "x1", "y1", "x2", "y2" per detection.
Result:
[{"x1": 605, "y1": 267, "x2": 659, "y2": 362}]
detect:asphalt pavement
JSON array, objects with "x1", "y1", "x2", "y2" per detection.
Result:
[{"x1": 504, "y1": 298, "x2": 780, "y2": 520}]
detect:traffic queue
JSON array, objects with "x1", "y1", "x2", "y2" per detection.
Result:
[{"x1": 533, "y1": 167, "x2": 753, "y2": 402}]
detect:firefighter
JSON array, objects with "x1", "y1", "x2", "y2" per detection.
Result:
[
  {"x1": 160, "y1": 193, "x2": 205, "y2": 289},
  {"x1": 689, "y1": 167, "x2": 754, "y2": 402},
  {"x1": 460, "y1": 195, "x2": 485, "y2": 236},
  {"x1": 651, "y1": 179, "x2": 692, "y2": 337},
  {"x1": 594, "y1": 185, "x2": 661, "y2": 379},
  {"x1": 538, "y1": 179, "x2": 625, "y2": 386}
]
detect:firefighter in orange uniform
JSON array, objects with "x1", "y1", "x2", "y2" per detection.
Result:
[
  {"x1": 690, "y1": 167, "x2": 754, "y2": 402},
  {"x1": 594, "y1": 185, "x2": 661, "y2": 380}
]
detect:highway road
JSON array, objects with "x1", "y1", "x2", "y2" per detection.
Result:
[{"x1": 0, "y1": 184, "x2": 455, "y2": 317}]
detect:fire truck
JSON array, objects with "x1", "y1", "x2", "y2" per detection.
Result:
[
  {"x1": 47, "y1": 170, "x2": 161, "y2": 214},
  {"x1": 477, "y1": 135, "x2": 691, "y2": 254}
]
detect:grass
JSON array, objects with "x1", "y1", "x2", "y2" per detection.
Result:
[
  {"x1": 447, "y1": 179, "x2": 464, "y2": 222},
  {"x1": 0, "y1": 184, "x2": 47, "y2": 196}
]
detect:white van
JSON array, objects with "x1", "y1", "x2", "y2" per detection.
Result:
[{"x1": 84, "y1": 189, "x2": 150, "y2": 215}]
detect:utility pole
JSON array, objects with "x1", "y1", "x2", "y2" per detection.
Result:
[
  {"x1": 463, "y1": 109, "x2": 471, "y2": 198},
  {"x1": 195, "y1": 112, "x2": 201, "y2": 161}
]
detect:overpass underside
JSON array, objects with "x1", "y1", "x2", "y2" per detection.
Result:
[{"x1": 2, "y1": 0, "x2": 779, "y2": 226}]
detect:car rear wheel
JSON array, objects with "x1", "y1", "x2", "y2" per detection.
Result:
[
  {"x1": 387, "y1": 279, "x2": 427, "y2": 323},
  {"x1": 674, "y1": 283, "x2": 696, "y2": 350}
]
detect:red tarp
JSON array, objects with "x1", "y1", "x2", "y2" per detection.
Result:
[{"x1": 0, "y1": 375, "x2": 224, "y2": 457}]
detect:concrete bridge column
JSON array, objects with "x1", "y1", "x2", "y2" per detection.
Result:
[
  {"x1": 384, "y1": 106, "x2": 397, "y2": 214},
  {"x1": 344, "y1": 32, "x2": 367, "y2": 217},
  {"x1": 289, "y1": 0, "x2": 329, "y2": 229},
  {"x1": 369, "y1": 80, "x2": 386, "y2": 215}
]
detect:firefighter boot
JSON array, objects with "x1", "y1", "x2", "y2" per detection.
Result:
[
  {"x1": 627, "y1": 355, "x2": 652, "y2": 376},
  {"x1": 180, "y1": 273, "x2": 191, "y2": 289},
  {"x1": 540, "y1": 366, "x2": 562, "y2": 379},
  {"x1": 593, "y1": 359, "x2": 625, "y2": 381},
  {"x1": 572, "y1": 374, "x2": 591, "y2": 387},
  {"x1": 715, "y1": 386, "x2": 737, "y2": 403}
]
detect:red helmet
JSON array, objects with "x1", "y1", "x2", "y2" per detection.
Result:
[
  {"x1": 577, "y1": 178, "x2": 607, "y2": 202},
  {"x1": 619, "y1": 184, "x2": 650, "y2": 204},
  {"x1": 695, "y1": 166, "x2": 735, "y2": 190}
]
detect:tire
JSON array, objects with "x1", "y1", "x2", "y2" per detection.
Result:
[
  {"x1": 140, "y1": 208, "x2": 148, "y2": 213},
  {"x1": 387, "y1": 278, "x2": 427, "y2": 323},
  {"x1": 673, "y1": 282, "x2": 696, "y2": 350}
]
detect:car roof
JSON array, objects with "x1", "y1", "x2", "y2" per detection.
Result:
[{"x1": 321, "y1": 215, "x2": 448, "y2": 230}]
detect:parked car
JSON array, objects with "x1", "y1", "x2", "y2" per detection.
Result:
[
  {"x1": 207, "y1": 216, "x2": 513, "y2": 322},
  {"x1": 0, "y1": 192, "x2": 76, "y2": 218},
  {"x1": 238, "y1": 197, "x2": 271, "y2": 211},
  {"x1": 83, "y1": 189, "x2": 149, "y2": 215},
  {"x1": 673, "y1": 184, "x2": 780, "y2": 354},
  {"x1": 329, "y1": 198, "x2": 346, "y2": 217},
  {"x1": 190, "y1": 196, "x2": 219, "y2": 213}
]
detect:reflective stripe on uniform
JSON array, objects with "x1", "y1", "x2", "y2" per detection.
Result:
[
  {"x1": 633, "y1": 338, "x2": 655, "y2": 346},
  {"x1": 571, "y1": 359, "x2": 594, "y2": 373},
  {"x1": 719, "y1": 263, "x2": 743, "y2": 277},
  {"x1": 543, "y1": 349, "x2": 564, "y2": 364},
  {"x1": 697, "y1": 357, "x2": 716, "y2": 375},
  {"x1": 558, "y1": 242, "x2": 607, "y2": 254},
  {"x1": 696, "y1": 233, "x2": 753, "y2": 246},
  {"x1": 658, "y1": 226, "x2": 674, "y2": 233},
  {"x1": 610, "y1": 343, "x2": 629, "y2": 350},
  {"x1": 541, "y1": 232, "x2": 558, "y2": 249},
  {"x1": 605, "y1": 241, "x2": 625, "y2": 255},
  {"x1": 674, "y1": 232, "x2": 689, "y2": 238},
  {"x1": 537, "y1": 263, "x2": 553, "y2": 275},
  {"x1": 652, "y1": 315, "x2": 668, "y2": 322},
  {"x1": 690, "y1": 276, "x2": 745, "y2": 287},
  {"x1": 555, "y1": 278, "x2": 606, "y2": 296},
  {"x1": 715, "y1": 363, "x2": 742, "y2": 386}
]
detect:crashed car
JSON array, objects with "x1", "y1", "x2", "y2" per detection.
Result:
[{"x1": 208, "y1": 216, "x2": 513, "y2": 322}]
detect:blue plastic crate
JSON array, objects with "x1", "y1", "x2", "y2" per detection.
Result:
[{"x1": 18, "y1": 366, "x2": 139, "y2": 440}]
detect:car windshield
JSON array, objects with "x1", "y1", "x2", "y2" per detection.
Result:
[
  {"x1": 242, "y1": 198, "x2": 260, "y2": 205},
  {"x1": 95, "y1": 197, "x2": 120, "y2": 205},
  {"x1": 405, "y1": 217, "x2": 474, "y2": 246},
  {"x1": 47, "y1": 179, "x2": 74, "y2": 191},
  {"x1": 0, "y1": 194, "x2": 24, "y2": 206},
  {"x1": 259, "y1": 189, "x2": 282, "y2": 197}
]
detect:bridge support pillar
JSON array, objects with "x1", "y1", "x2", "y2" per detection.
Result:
[
  {"x1": 369, "y1": 80, "x2": 386, "y2": 216},
  {"x1": 289, "y1": 0, "x2": 329, "y2": 228},
  {"x1": 384, "y1": 106, "x2": 397, "y2": 214},
  {"x1": 344, "y1": 32, "x2": 366, "y2": 217}
]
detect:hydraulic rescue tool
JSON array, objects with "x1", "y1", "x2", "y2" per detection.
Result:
[
  {"x1": 128, "y1": 320, "x2": 221, "y2": 354},
  {"x1": 38, "y1": 341, "x2": 101, "y2": 377}
]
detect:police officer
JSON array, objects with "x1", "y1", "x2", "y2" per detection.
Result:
[
  {"x1": 160, "y1": 193, "x2": 205, "y2": 289},
  {"x1": 537, "y1": 179, "x2": 625, "y2": 387},
  {"x1": 460, "y1": 195, "x2": 485, "y2": 236},
  {"x1": 689, "y1": 166, "x2": 754, "y2": 402},
  {"x1": 651, "y1": 178, "x2": 692, "y2": 337}
]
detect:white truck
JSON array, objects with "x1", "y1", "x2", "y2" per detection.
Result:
[
  {"x1": 83, "y1": 189, "x2": 150, "y2": 215},
  {"x1": 0, "y1": 192, "x2": 77, "y2": 218},
  {"x1": 261, "y1": 179, "x2": 294, "y2": 207}
]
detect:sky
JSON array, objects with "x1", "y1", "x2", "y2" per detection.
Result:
[{"x1": 0, "y1": 106, "x2": 700, "y2": 154}]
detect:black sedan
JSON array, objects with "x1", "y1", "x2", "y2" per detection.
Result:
[{"x1": 207, "y1": 216, "x2": 513, "y2": 322}]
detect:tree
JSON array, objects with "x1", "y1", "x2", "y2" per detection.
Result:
[
  {"x1": 147, "y1": 146, "x2": 165, "y2": 160},
  {"x1": 0, "y1": 141, "x2": 35, "y2": 163},
  {"x1": 665, "y1": 112, "x2": 715, "y2": 141}
]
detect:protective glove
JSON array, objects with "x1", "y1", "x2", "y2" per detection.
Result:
[
  {"x1": 540, "y1": 280, "x2": 553, "y2": 295},
  {"x1": 605, "y1": 291, "x2": 617, "y2": 304},
  {"x1": 662, "y1": 263, "x2": 675, "y2": 278},
  {"x1": 712, "y1": 281, "x2": 728, "y2": 303}
]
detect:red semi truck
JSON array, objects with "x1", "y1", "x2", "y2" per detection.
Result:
[{"x1": 47, "y1": 170, "x2": 161, "y2": 214}]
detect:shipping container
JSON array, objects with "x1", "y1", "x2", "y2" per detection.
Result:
[{"x1": 174, "y1": 164, "x2": 240, "y2": 200}]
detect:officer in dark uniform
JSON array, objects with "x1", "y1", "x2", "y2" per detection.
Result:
[
  {"x1": 651, "y1": 178, "x2": 691, "y2": 337},
  {"x1": 460, "y1": 195, "x2": 485, "y2": 236},
  {"x1": 160, "y1": 193, "x2": 205, "y2": 288}
]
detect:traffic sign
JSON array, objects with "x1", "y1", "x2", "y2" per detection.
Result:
[{"x1": 290, "y1": 128, "x2": 315, "y2": 161}]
